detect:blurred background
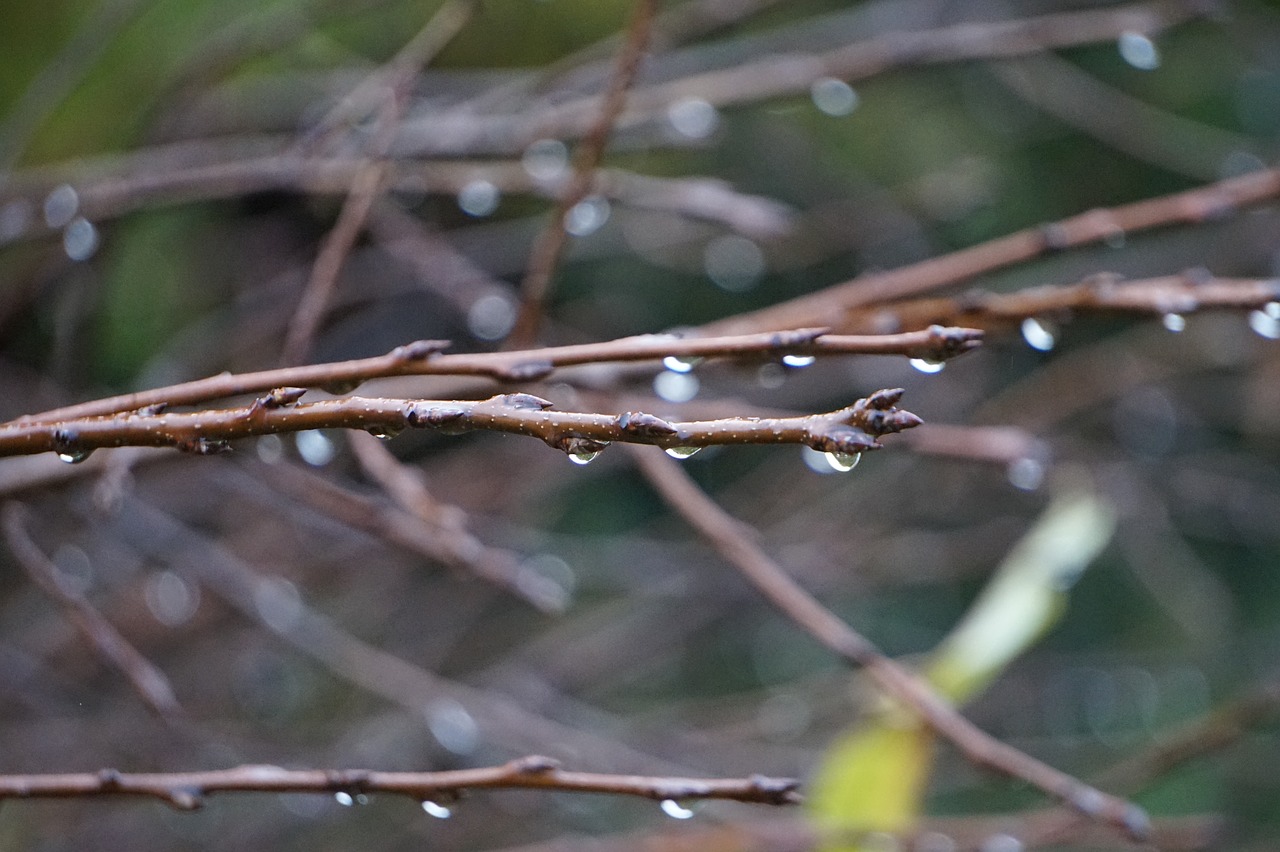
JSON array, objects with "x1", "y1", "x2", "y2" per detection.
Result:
[{"x1": 2, "y1": 0, "x2": 1280, "y2": 849}]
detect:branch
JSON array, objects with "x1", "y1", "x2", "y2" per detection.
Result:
[
  {"x1": 627, "y1": 447, "x2": 1150, "y2": 841},
  {"x1": 0, "y1": 756, "x2": 800, "y2": 811},
  {"x1": 1, "y1": 502, "x2": 183, "y2": 719},
  {"x1": 509, "y1": 0, "x2": 659, "y2": 347},
  {"x1": 14, "y1": 326, "x2": 979, "y2": 424},
  {"x1": 0, "y1": 388, "x2": 924, "y2": 461}
]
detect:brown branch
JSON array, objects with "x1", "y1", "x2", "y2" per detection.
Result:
[
  {"x1": 627, "y1": 447, "x2": 1150, "y2": 841},
  {"x1": 0, "y1": 502, "x2": 182, "y2": 719},
  {"x1": 0, "y1": 755, "x2": 799, "y2": 811},
  {"x1": 14, "y1": 326, "x2": 979, "y2": 424},
  {"x1": 839, "y1": 273, "x2": 1280, "y2": 336},
  {"x1": 508, "y1": 0, "x2": 659, "y2": 347},
  {"x1": 0, "y1": 388, "x2": 923, "y2": 461},
  {"x1": 702, "y1": 168, "x2": 1280, "y2": 335}
]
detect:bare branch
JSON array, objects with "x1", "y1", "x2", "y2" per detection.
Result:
[
  {"x1": 0, "y1": 756, "x2": 800, "y2": 811},
  {"x1": 0, "y1": 388, "x2": 924, "y2": 461},
  {"x1": 1, "y1": 503, "x2": 183, "y2": 719},
  {"x1": 628, "y1": 447, "x2": 1150, "y2": 841}
]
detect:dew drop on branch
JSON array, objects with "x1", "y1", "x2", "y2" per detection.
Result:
[
  {"x1": 43, "y1": 184, "x2": 78, "y2": 228},
  {"x1": 334, "y1": 792, "x2": 354, "y2": 806},
  {"x1": 1118, "y1": 31, "x2": 1160, "y2": 70},
  {"x1": 1249, "y1": 301, "x2": 1280, "y2": 339},
  {"x1": 781, "y1": 354, "x2": 815, "y2": 368},
  {"x1": 1021, "y1": 317, "x2": 1058, "y2": 352},
  {"x1": 666, "y1": 97, "x2": 719, "y2": 139},
  {"x1": 659, "y1": 799, "x2": 695, "y2": 819},
  {"x1": 295, "y1": 430, "x2": 336, "y2": 466},
  {"x1": 662, "y1": 355, "x2": 700, "y2": 373},
  {"x1": 521, "y1": 138, "x2": 568, "y2": 182},
  {"x1": 468, "y1": 293, "x2": 517, "y2": 341},
  {"x1": 56, "y1": 447, "x2": 94, "y2": 464},
  {"x1": 909, "y1": 358, "x2": 946, "y2": 374},
  {"x1": 654, "y1": 370, "x2": 699, "y2": 402},
  {"x1": 569, "y1": 450, "x2": 601, "y2": 465},
  {"x1": 422, "y1": 800, "x2": 452, "y2": 819},
  {"x1": 1006, "y1": 456, "x2": 1045, "y2": 491},
  {"x1": 565, "y1": 196, "x2": 610, "y2": 236},
  {"x1": 704, "y1": 234, "x2": 764, "y2": 292},
  {"x1": 823, "y1": 451, "x2": 861, "y2": 472},
  {"x1": 458, "y1": 179, "x2": 500, "y2": 217},
  {"x1": 63, "y1": 217, "x2": 99, "y2": 261},
  {"x1": 810, "y1": 77, "x2": 860, "y2": 116},
  {"x1": 664, "y1": 446, "x2": 702, "y2": 459},
  {"x1": 366, "y1": 425, "x2": 403, "y2": 441},
  {"x1": 1161, "y1": 313, "x2": 1186, "y2": 333}
]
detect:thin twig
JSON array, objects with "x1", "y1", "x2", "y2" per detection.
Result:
[
  {"x1": 627, "y1": 447, "x2": 1150, "y2": 841},
  {"x1": 508, "y1": 0, "x2": 660, "y2": 347},
  {"x1": 0, "y1": 502, "x2": 183, "y2": 719},
  {"x1": 14, "y1": 326, "x2": 979, "y2": 424},
  {"x1": 0, "y1": 755, "x2": 800, "y2": 810},
  {"x1": 0, "y1": 388, "x2": 924, "y2": 460}
]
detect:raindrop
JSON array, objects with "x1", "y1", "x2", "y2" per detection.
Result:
[
  {"x1": 569, "y1": 450, "x2": 601, "y2": 466},
  {"x1": 334, "y1": 792, "x2": 354, "y2": 806},
  {"x1": 666, "y1": 97, "x2": 719, "y2": 139},
  {"x1": 43, "y1": 184, "x2": 79, "y2": 228},
  {"x1": 1267, "y1": 301, "x2": 1280, "y2": 319},
  {"x1": 1161, "y1": 313, "x2": 1186, "y2": 332},
  {"x1": 1249, "y1": 306, "x2": 1280, "y2": 339},
  {"x1": 564, "y1": 196, "x2": 609, "y2": 236},
  {"x1": 660, "y1": 799, "x2": 695, "y2": 819},
  {"x1": 1006, "y1": 456, "x2": 1046, "y2": 492},
  {"x1": 255, "y1": 578, "x2": 303, "y2": 633},
  {"x1": 653, "y1": 370, "x2": 699, "y2": 402},
  {"x1": 781, "y1": 354, "x2": 815, "y2": 368},
  {"x1": 661, "y1": 355, "x2": 700, "y2": 374},
  {"x1": 703, "y1": 234, "x2": 764, "y2": 292},
  {"x1": 295, "y1": 430, "x2": 336, "y2": 466},
  {"x1": 664, "y1": 446, "x2": 702, "y2": 459},
  {"x1": 521, "y1": 138, "x2": 568, "y2": 182},
  {"x1": 422, "y1": 800, "x2": 452, "y2": 819},
  {"x1": 909, "y1": 358, "x2": 946, "y2": 374},
  {"x1": 426, "y1": 698, "x2": 479, "y2": 755},
  {"x1": 457, "y1": 180, "x2": 500, "y2": 217},
  {"x1": 801, "y1": 447, "x2": 834, "y2": 474},
  {"x1": 468, "y1": 293, "x2": 517, "y2": 341},
  {"x1": 145, "y1": 570, "x2": 200, "y2": 627},
  {"x1": 256, "y1": 434, "x2": 284, "y2": 464},
  {"x1": 1118, "y1": 32, "x2": 1160, "y2": 70},
  {"x1": 63, "y1": 217, "x2": 99, "y2": 261},
  {"x1": 1021, "y1": 317, "x2": 1058, "y2": 352},
  {"x1": 824, "y1": 451, "x2": 861, "y2": 472},
  {"x1": 810, "y1": 77, "x2": 860, "y2": 116},
  {"x1": 366, "y1": 425, "x2": 403, "y2": 441},
  {"x1": 57, "y1": 448, "x2": 93, "y2": 464}
]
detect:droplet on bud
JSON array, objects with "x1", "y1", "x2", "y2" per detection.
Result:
[
  {"x1": 664, "y1": 446, "x2": 702, "y2": 459},
  {"x1": 334, "y1": 791, "x2": 354, "y2": 806},
  {"x1": 569, "y1": 450, "x2": 601, "y2": 466},
  {"x1": 662, "y1": 355, "x2": 701, "y2": 373},
  {"x1": 1161, "y1": 313, "x2": 1186, "y2": 332},
  {"x1": 660, "y1": 799, "x2": 695, "y2": 819},
  {"x1": 781, "y1": 354, "x2": 816, "y2": 368},
  {"x1": 909, "y1": 358, "x2": 946, "y2": 374},
  {"x1": 57, "y1": 448, "x2": 93, "y2": 464},
  {"x1": 824, "y1": 451, "x2": 861, "y2": 472},
  {"x1": 1021, "y1": 317, "x2": 1058, "y2": 352},
  {"x1": 366, "y1": 425, "x2": 403, "y2": 441},
  {"x1": 422, "y1": 800, "x2": 452, "y2": 819}
]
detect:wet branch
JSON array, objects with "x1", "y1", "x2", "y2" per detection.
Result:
[
  {"x1": 0, "y1": 388, "x2": 924, "y2": 461},
  {"x1": 0, "y1": 756, "x2": 800, "y2": 810},
  {"x1": 628, "y1": 447, "x2": 1150, "y2": 841},
  {"x1": 15, "y1": 326, "x2": 979, "y2": 424}
]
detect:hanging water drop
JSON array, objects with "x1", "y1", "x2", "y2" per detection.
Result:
[
  {"x1": 565, "y1": 196, "x2": 610, "y2": 236},
  {"x1": 909, "y1": 358, "x2": 946, "y2": 374},
  {"x1": 1006, "y1": 456, "x2": 1045, "y2": 491},
  {"x1": 1249, "y1": 305, "x2": 1280, "y2": 339},
  {"x1": 1161, "y1": 313, "x2": 1186, "y2": 333},
  {"x1": 422, "y1": 800, "x2": 452, "y2": 819},
  {"x1": 653, "y1": 370, "x2": 699, "y2": 402},
  {"x1": 334, "y1": 791, "x2": 354, "y2": 806},
  {"x1": 569, "y1": 450, "x2": 601, "y2": 466},
  {"x1": 662, "y1": 355, "x2": 701, "y2": 374},
  {"x1": 660, "y1": 799, "x2": 695, "y2": 819},
  {"x1": 366, "y1": 425, "x2": 403, "y2": 441},
  {"x1": 457, "y1": 179, "x2": 500, "y2": 217},
  {"x1": 810, "y1": 77, "x2": 860, "y2": 116},
  {"x1": 781, "y1": 354, "x2": 816, "y2": 368},
  {"x1": 1021, "y1": 317, "x2": 1058, "y2": 352},
  {"x1": 664, "y1": 446, "x2": 702, "y2": 459},
  {"x1": 1118, "y1": 31, "x2": 1160, "y2": 70},
  {"x1": 57, "y1": 448, "x2": 93, "y2": 465},
  {"x1": 824, "y1": 451, "x2": 861, "y2": 472}
]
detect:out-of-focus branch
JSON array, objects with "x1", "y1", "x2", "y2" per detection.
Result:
[
  {"x1": 0, "y1": 388, "x2": 924, "y2": 460},
  {"x1": 509, "y1": 0, "x2": 659, "y2": 347},
  {"x1": 15, "y1": 326, "x2": 979, "y2": 424},
  {"x1": 628, "y1": 447, "x2": 1150, "y2": 841},
  {"x1": 703, "y1": 167, "x2": 1280, "y2": 335},
  {"x1": 0, "y1": 755, "x2": 799, "y2": 810},
  {"x1": 0, "y1": 503, "x2": 182, "y2": 719}
]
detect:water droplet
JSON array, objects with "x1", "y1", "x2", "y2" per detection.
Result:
[
  {"x1": 295, "y1": 430, "x2": 336, "y2": 466},
  {"x1": 255, "y1": 578, "x2": 303, "y2": 633},
  {"x1": 426, "y1": 698, "x2": 479, "y2": 755},
  {"x1": 468, "y1": 293, "x2": 517, "y2": 341},
  {"x1": 666, "y1": 97, "x2": 719, "y2": 139},
  {"x1": 63, "y1": 217, "x2": 99, "y2": 261},
  {"x1": 521, "y1": 138, "x2": 569, "y2": 182},
  {"x1": 704, "y1": 234, "x2": 764, "y2": 292},
  {"x1": 810, "y1": 77, "x2": 860, "y2": 116},
  {"x1": 1118, "y1": 31, "x2": 1160, "y2": 70},
  {"x1": 355, "y1": 793, "x2": 369, "y2": 805},
  {"x1": 1021, "y1": 317, "x2": 1058, "y2": 352},
  {"x1": 909, "y1": 358, "x2": 946, "y2": 374},
  {"x1": 43, "y1": 184, "x2": 79, "y2": 228},
  {"x1": 334, "y1": 791, "x2": 354, "y2": 806},
  {"x1": 1249, "y1": 307, "x2": 1280, "y2": 339},
  {"x1": 662, "y1": 355, "x2": 701, "y2": 373},
  {"x1": 757, "y1": 362, "x2": 785, "y2": 388},
  {"x1": 781, "y1": 354, "x2": 815, "y2": 368},
  {"x1": 1006, "y1": 456, "x2": 1045, "y2": 491},
  {"x1": 366, "y1": 425, "x2": 403, "y2": 441},
  {"x1": 457, "y1": 179, "x2": 500, "y2": 217},
  {"x1": 57, "y1": 448, "x2": 93, "y2": 464},
  {"x1": 569, "y1": 450, "x2": 601, "y2": 465},
  {"x1": 422, "y1": 800, "x2": 452, "y2": 819},
  {"x1": 1161, "y1": 312, "x2": 1186, "y2": 332},
  {"x1": 664, "y1": 446, "x2": 702, "y2": 459},
  {"x1": 564, "y1": 196, "x2": 609, "y2": 236},
  {"x1": 824, "y1": 451, "x2": 861, "y2": 472},
  {"x1": 660, "y1": 799, "x2": 695, "y2": 819},
  {"x1": 145, "y1": 570, "x2": 200, "y2": 627},
  {"x1": 256, "y1": 434, "x2": 285, "y2": 464},
  {"x1": 1266, "y1": 300, "x2": 1280, "y2": 319},
  {"x1": 653, "y1": 370, "x2": 699, "y2": 402}
]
